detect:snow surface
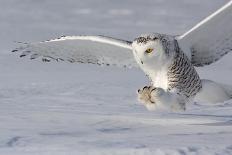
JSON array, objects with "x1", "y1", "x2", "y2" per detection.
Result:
[{"x1": 0, "y1": 0, "x2": 232, "y2": 154}]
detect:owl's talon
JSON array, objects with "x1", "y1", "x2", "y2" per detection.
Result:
[
  {"x1": 150, "y1": 87, "x2": 165, "y2": 97},
  {"x1": 143, "y1": 86, "x2": 148, "y2": 90},
  {"x1": 151, "y1": 87, "x2": 157, "y2": 92}
]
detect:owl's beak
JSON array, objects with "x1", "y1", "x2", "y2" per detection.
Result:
[{"x1": 140, "y1": 60, "x2": 144, "y2": 64}]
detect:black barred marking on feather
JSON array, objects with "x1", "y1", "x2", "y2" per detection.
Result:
[
  {"x1": 42, "y1": 58, "x2": 51, "y2": 62},
  {"x1": 20, "y1": 51, "x2": 31, "y2": 57},
  {"x1": 57, "y1": 58, "x2": 64, "y2": 61},
  {"x1": 167, "y1": 45, "x2": 202, "y2": 99},
  {"x1": 30, "y1": 54, "x2": 39, "y2": 59},
  {"x1": 135, "y1": 36, "x2": 158, "y2": 44},
  {"x1": 11, "y1": 49, "x2": 18, "y2": 52},
  {"x1": 20, "y1": 54, "x2": 26, "y2": 58},
  {"x1": 68, "y1": 59, "x2": 75, "y2": 63}
]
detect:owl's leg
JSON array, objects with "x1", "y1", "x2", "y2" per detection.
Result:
[
  {"x1": 137, "y1": 86, "x2": 186, "y2": 111},
  {"x1": 150, "y1": 88, "x2": 186, "y2": 111}
]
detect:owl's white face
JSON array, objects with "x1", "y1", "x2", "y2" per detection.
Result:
[{"x1": 132, "y1": 37, "x2": 171, "y2": 71}]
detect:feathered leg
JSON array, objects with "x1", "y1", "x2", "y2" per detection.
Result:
[{"x1": 137, "y1": 86, "x2": 186, "y2": 111}]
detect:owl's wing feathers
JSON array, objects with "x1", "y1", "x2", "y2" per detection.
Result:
[
  {"x1": 177, "y1": 1, "x2": 232, "y2": 67},
  {"x1": 13, "y1": 35, "x2": 138, "y2": 68}
]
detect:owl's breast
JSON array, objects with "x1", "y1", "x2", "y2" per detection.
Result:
[{"x1": 142, "y1": 64, "x2": 170, "y2": 90}]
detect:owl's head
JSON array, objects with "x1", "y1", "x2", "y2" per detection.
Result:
[{"x1": 132, "y1": 33, "x2": 177, "y2": 68}]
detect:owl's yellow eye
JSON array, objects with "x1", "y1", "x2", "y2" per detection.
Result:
[{"x1": 145, "y1": 48, "x2": 154, "y2": 53}]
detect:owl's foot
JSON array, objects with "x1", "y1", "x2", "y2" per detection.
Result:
[
  {"x1": 137, "y1": 86, "x2": 186, "y2": 111},
  {"x1": 137, "y1": 86, "x2": 155, "y2": 104},
  {"x1": 137, "y1": 86, "x2": 159, "y2": 111}
]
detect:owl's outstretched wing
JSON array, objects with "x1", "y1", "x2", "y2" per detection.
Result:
[
  {"x1": 12, "y1": 35, "x2": 138, "y2": 68},
  {"x1": 177, "y1": 1, "x2": 232, "y2": 67}
]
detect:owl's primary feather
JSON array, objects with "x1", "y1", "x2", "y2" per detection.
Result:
[{"x1": 177, "y1": 1, "x2": 232, "y2": 67}]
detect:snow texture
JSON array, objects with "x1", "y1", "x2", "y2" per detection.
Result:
[{"x1": 0, "y1": 0, "x2": 232, "y2": 154}]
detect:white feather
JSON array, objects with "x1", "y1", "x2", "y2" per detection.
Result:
[
  {"x1": 14, "y1": 35, "x2": 137, "y2": 68},
  {"x1": 177, "y1": 1, "x2": 232, "y2": 66}
]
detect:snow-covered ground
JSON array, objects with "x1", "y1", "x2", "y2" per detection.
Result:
[{"x1": 0, "y1": 0, "x2": 232, "y2": 154}]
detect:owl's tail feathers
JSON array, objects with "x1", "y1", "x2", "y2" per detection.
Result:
[{"x1": 194, "y1": 79, "x2": 231, "y2": 104}]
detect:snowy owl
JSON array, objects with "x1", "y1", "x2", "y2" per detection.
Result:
[{"x1": 13, "y1": 1, "x2": 232, "y2": 111}]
